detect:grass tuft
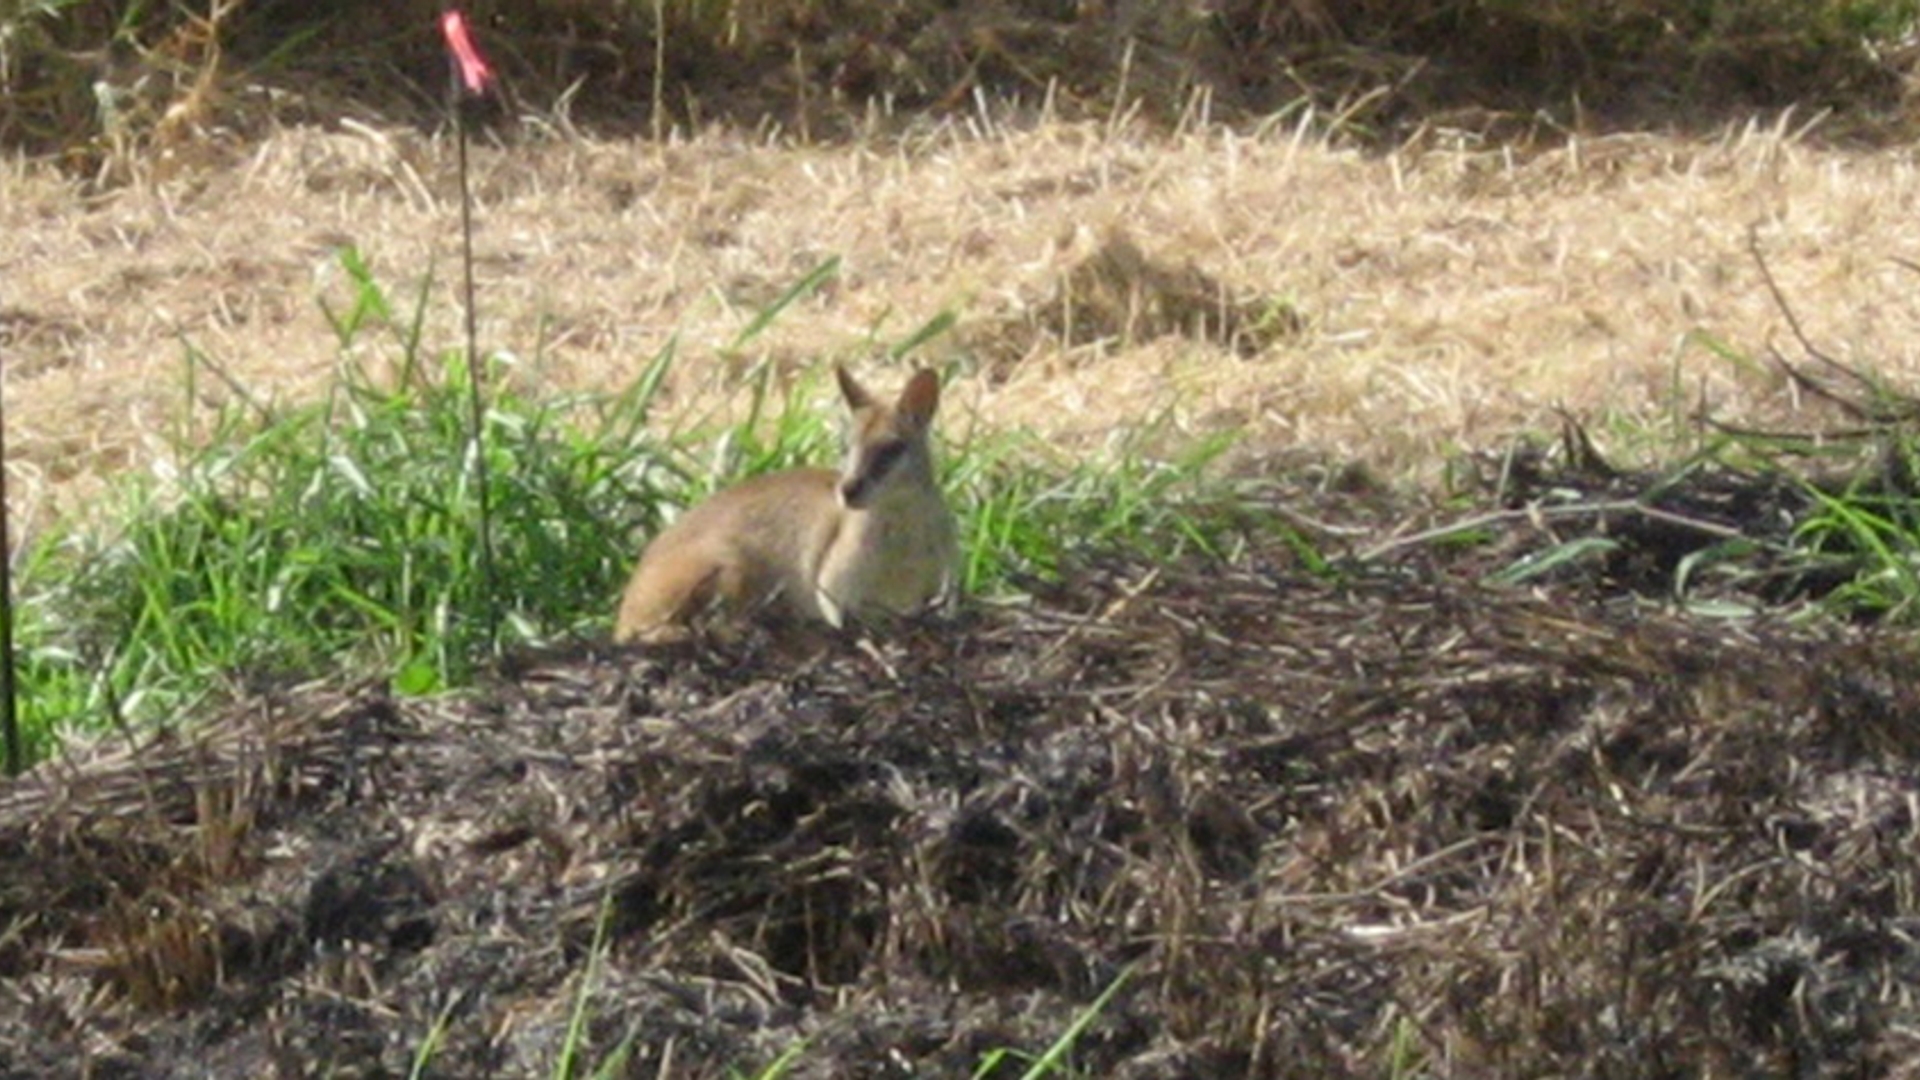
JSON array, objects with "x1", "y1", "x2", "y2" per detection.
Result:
[
  {"x1": 1791, "y1": 440, "x2": 1920, "y2": 621},
  {"x1": 17, "y1": 250, "x2": 679, "y2": 744},
  {"x1": 953, "y1": 422, "x2": 1285, "y2": 592}
]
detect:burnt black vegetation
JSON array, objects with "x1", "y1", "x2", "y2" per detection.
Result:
[{"x1": 0, "y1": 538, "x2": 1916, "y2": 1075}]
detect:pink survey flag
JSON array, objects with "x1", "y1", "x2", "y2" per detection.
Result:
[{"x1": 440, "y1": 9, "x2": 495, "y2": 96}]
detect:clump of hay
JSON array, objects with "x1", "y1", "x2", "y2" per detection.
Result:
[{"x1": 971, "y1": 227, "x2": 1304, "y2": 382}]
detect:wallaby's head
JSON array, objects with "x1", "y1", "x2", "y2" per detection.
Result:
[{"x1": 834, "y1": 365, "x2": 941, "y2": 510}]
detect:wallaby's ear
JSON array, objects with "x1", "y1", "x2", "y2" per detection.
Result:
[
  {"x1": 896, "y1": 368, "x2": 941, "y2": 428},
  {"x1": 835, "y1": 365, "x2": 874, "y2": 411}
]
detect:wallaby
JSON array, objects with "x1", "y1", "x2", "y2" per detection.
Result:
[{"x1": 614, "y1": 366, "x2": 959, "y2": 644}]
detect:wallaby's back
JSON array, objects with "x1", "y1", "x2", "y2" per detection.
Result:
[{"x1": 613, "y1": 366, "x2": 956, "y2": 644}]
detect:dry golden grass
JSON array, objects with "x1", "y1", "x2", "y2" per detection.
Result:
[{"x1": 7, "y1": 110, "x2": 1920, "y2": 532}]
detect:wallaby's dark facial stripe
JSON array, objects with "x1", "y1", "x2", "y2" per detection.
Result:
[
  {"x1": 841, "y1": 439, "x2": 909, "y2": 507},
  {"x1": 866, "y1": 440, "x2": 907, "y2": 480}
]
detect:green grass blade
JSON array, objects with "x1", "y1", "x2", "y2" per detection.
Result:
[
  {"x1": 726, "y1": 255, "x2": 841, "y2": 354},
  {"x1": 1486, "y1": 536, "x2": 1622, "y2": 587}
]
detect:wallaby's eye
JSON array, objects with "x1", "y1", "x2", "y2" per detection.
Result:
[{"x1": 864, "y1": 440, "x2": 907, "y2": 479}]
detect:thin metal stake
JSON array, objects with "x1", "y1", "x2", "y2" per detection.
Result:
[{"x1": 442, "y1": 9, "x2": 500, "y2": 652}]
